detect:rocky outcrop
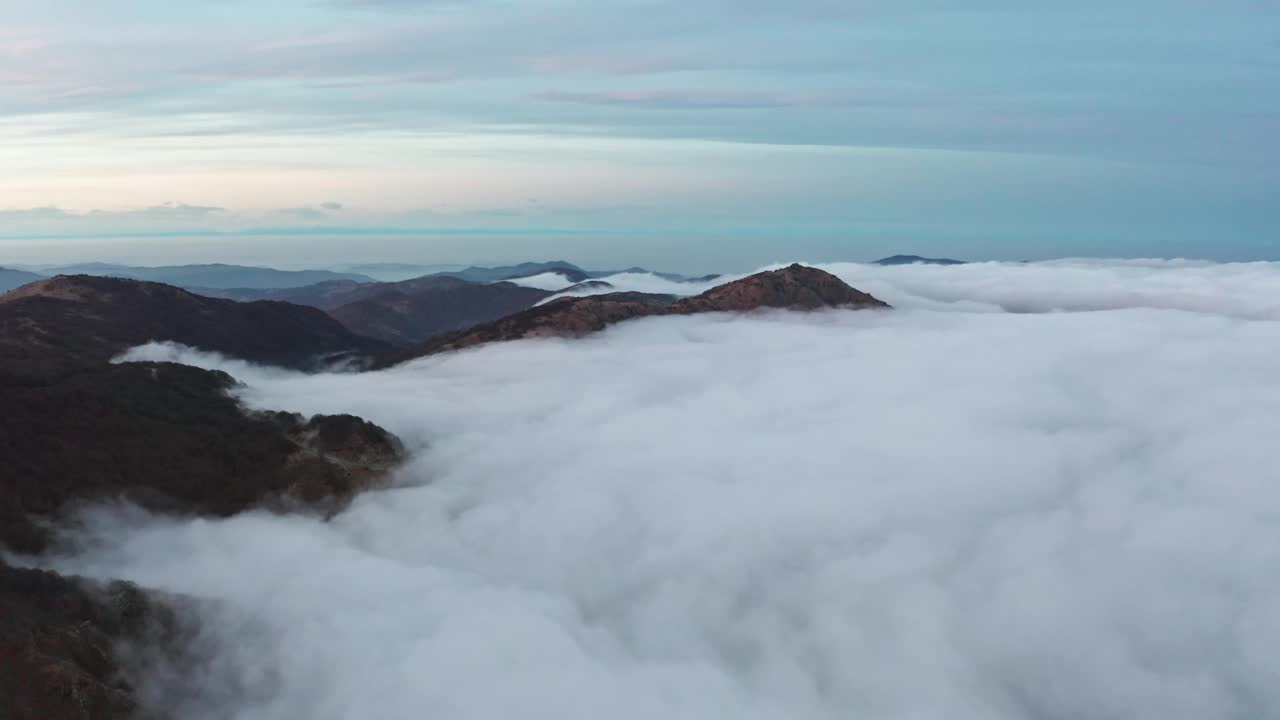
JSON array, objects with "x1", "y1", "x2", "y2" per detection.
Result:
[
  {"x1": 0, "y1": 275, "x2": 389, "y2": 379},
  {"x1": 382, "y1": 264, "x2": 888, "y2": 364},
  {"x1": 0, "y1": 362, "x2": 403, "y2": 555}
]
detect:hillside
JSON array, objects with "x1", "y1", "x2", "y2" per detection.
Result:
[
  {"x1": 0, "y1": 361, "x2": 403, "y2": 554},
  {"x1": 0, "y1": 275, "x2": 387, "y2": 378},
  {"x1": 384, "y1": 264, "x2": 888, "y2": 364},
  {"x1": 326, "y1": 277, "x2": 554, "y2": 345},
  {"x1": 197, "y1": 276, "x2": 555, "y2": 346}
]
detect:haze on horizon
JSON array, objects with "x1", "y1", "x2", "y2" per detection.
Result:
[{"x1": 2, "y1": 0, "x2": 1277, "y2": 270}]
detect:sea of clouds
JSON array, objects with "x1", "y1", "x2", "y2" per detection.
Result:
[
  {"x1": 38, "y1": 259, "x2": 1280, "y2": 719},
  {"x1": 548, "y1": 258, "x2": 1280, "y2": 319}
]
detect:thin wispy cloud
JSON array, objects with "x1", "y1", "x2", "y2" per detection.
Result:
[{"x1": 531, "y1": 90, "x2": 829, "y2": 110}]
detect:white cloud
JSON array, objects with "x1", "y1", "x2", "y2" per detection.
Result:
[
  {"x1": 583, "y1": 260, "x2": 1280, "y2": 320},
  {"x1": 819, "y1": 259, "x2": 1280, "y2": 319},
  {"x1": 41, "y1": 260, "x2": 1280, "y2": 719},
  {"x1": 501, "y1": 271, "x2": 581, "y2": 291},
  {"x1": 535, "y1": 271, "x2": 715, "y2": 304}
]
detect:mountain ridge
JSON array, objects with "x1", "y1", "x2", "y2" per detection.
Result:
[
  {"x1": 0, "y1": 267, "x2": 44, "y2": 293},
  {"x1": 39, "y1": 263, "x2": 376, "y2": 289},
  {"x1": 382, "y1": 263, "x2": 888, "y2": 365},
  {"x1": 874, "y1": 254, "x2": 966, "y2": 266},
  {"x1": 0, "y1": 275, "x2": 388, "y2": 378}
]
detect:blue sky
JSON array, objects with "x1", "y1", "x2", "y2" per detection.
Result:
[{"x1": 1, "y1": 0, "x2": 1277, "y2": 270}]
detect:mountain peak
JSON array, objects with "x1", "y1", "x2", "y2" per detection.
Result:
[
  {"x1": 688, "y1": 263, "x2": 888, "y2": 312},
  {"x1": 2, "y1": 274, "x2": 185, "y2": 304},
  {"x1": 383, "y1": 264, "x2": 888, "y2": 364}
]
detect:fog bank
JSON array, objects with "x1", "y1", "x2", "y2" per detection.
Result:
[{"x1": 54, "y1": 259, "x2": 1280, "y2": 719}]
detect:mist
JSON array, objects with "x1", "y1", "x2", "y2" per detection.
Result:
[{"x1": 39, "y1": 260, "x2": 1280, "y2": 719}]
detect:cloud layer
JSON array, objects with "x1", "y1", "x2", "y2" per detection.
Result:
[
  {"x1": 544, "y1": 259, "x2": 1280, "y2": 320},
  {"x1": 33, "y1": 259, "x2": 1280, "y2": 719}
]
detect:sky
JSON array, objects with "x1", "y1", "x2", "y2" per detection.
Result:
[{"x1": 1, "y1": 0, "x2": 1278, "y2": 270}]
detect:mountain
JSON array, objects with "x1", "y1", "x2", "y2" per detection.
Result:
[
  {"x1": 194, "y1": 276, "x2": 556, "y2": 346},
  {"x1": 0, "y1": 275, "x2": 388, "y2": 378},
  {"x1": 0, "y1": 361, "x2": 403, "y2": 554},
  {"x1": 41, "y1": 263, "x2": 377, "y2": 289},
  {"x1": 0, "y1": 560, "x2": 180, "y2": 720},
  {"x1": 0, "y1": 361, "x2": 404, "y2": 718},
  {"x1": 873, "y1": 255, "x2": 966, "y2": 266},
  {"x1": 333, "y1": 263, "x2": 468, "y2": 281},
  {"x1": 187, "y1": 262, "x2": 728, "y2": 346},
  {"x1": 435, "y1": 260, "x2": 586, "y2": 283},
  {"x1": 383, "y1": 264, "x2": 889, "y2": 365},
  {"x1": 0, "y1": 267, "x2": 43, "y2": 293},
  {"x1": 0, "y1": 278, "x2": 406, "y2": 719},
  {"x1": 191, "y1": 279, "x2": 370, "y2": 308},
  {"x1": 326, "y1": 277, "x2": 554, "y2": 345}
]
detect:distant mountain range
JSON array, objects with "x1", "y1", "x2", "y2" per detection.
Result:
[
  {"x1": 27, "y1": 263, "x2": 377, "y2": 289},
  {"x1": 0, "y1": 263, "x2": 887, "y2": 377},
  {"x1": 435, "y1": 260, "x2": 590, "y2": 284},
  {"x1": 0, "y1": 257, "x2": 947, "y2": 353},
  {"x1": 873, "y1": 255, "x2": 966, "y2": 266},
  {"x1": 1, "y1": 260, "x2": 707, "y2": 351},
  {"x1": 186, "y1": 261, "x2": 713, "y2": 346},
  {"x1": 4, "y1": 256, "x2": 964, "y2": 298},
  {"x1": 0, "y1": 267, "x2": 43, "y2": 293},
  {"x1": 332, "y1": 263, "x2": 468, "y2": 281}
]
